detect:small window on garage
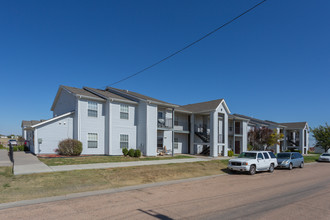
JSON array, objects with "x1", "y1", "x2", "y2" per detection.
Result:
[
  {"x1": 120, "y1": 134, "x2": 129, "y2": 148},
  {"x1": 88, "y1": 101, "x2": 98, "y2": 117},
  {"x1": 88, "y1": 133, "x2": 98, "y2": 148}
]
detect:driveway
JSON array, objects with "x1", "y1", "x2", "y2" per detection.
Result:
[
  {"x1": 13, "y1": 152, "x2": 53, "y2": 175},
  {"x1": 1, "y1": 162, "x2": 330, "y2": 219}
]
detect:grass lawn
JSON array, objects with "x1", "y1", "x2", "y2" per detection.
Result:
[
  {"x1": 304, "y1": 153, "x2": 321, "y2": 163},
  {"x1": 0, "y1": 160, "x2": 228, "y2": 203},
  {"x1": 39, "y1": 155, "x2": 194, "y2": 166}
]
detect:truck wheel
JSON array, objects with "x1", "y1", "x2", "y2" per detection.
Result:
[
  {"x1": 300, "y1": 162, "x2": 304, "y2": 168},
  {"x1": 249, "y1": 165, "x2": 256, "y2": 175},
  {"x1": 289, "y1": 163, "x2": 293, "y2": 170},
  {"x1": 269, "y1": 163, "x2": 274, "y2": 173}
]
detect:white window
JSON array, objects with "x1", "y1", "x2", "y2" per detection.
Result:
[
  {"x1": 120, "y1": 104, "x2": 129, "y2": 119},
  {"x1": 88, "y1": 133, "x2": 98, "y2": 148},
  {"x1": 120, "y1": 134, "x2": 129, "y2": 148},
  {"x1": 88, "y1": 101, "x2": 98, "y2": 117},
  {"x1": 174, "y1": 137, "x2": 179, "y2": 149}
]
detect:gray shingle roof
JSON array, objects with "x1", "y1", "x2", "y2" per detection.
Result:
[
  {"x1": 179, "y1": 99, "x2": 224, "y2": 113},
  {"x1": 62, "y1": 86, "x2": 103, "y2": 100},
  {"x1": 107, "y1": 87, "x2": 178, "y2": 107},
  {"x1": 21, "y1": 120, "x2": 47, "y2": 128},
  {"x1": 280, "y1": 122, "x2": 307, "y2": 129},
  {"x1": 84, "y1": 87, "x2": 135, "y2": 102}
]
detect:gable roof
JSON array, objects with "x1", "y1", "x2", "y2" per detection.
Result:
[
  {"x1": 233, "y1": 114, "x2": 278, "y2": 127},
  {"x1": 106, "y1": 87, "x2": 179, "y2": 108},
  {"x1": 179, "y1": 99, "x2": 229, "y2": 113},
  {"x1": 51, "y1": 85, "x2": 105, "y2": 111},
  {"x1": 26, "y1": 112, "x2": 74, "y2": 129},
  {"x1": 280, "y1": 122, "x2": 307, "y2": 129},
  {"x1": 84, "y1": 87, "x2": 137, "y2": 104},
  {"x1": 21, "y1": 120, "x2": 47, "y2": 128}
]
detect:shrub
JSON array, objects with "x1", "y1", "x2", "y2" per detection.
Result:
[
  {"x1": 228, "y1": 150, "x2": 234, "y2": 157},
  {"x1": 128, "y1": 149, "x2": 135, "y2": 157},
  {"x1": 12, "y1": 145, "x2": 24, "y2": 151},
  {"x1": 134, "y1": 149, "x2": 141, "y2": 158},
  {"x1": 247, "y1": 144, "x2": 254, "y2": 151},
  {"x1": 58, "y1": 139, "x2": 82, "y2": 156},
  {"x1": 122, "y1": 148, "x2": 129, "y2": 156}
]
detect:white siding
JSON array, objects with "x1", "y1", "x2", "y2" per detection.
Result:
[
  {"x1": 137, "y1": 102, "x2": 147, "y2": 154},
  {"x1": 146, "y1": 104, "x2": 157, "y2": 156},
  {"x1": 78, "y1": 99, "x2": 105, "y2": 155},
  {"x1": 34, "y1": 115, "x2": 74, "y2": 154},
  {"x1": 53, "y1": 89, "x2": 76, "y2": 117},
  {"x1": 109, "y1": 102, "x2": 137, "y2": 155}
]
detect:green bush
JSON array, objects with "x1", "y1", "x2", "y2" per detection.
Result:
[
  {"x1": 58, "y1": 139, "x2": 82, "y2": 156},
  {"x1": 122, "y1": 148, "x2": 129, "y2": 156},
  {"x1": 228, "y1": 150, "x2": 234, "y2": 157},
  {"x1": 12, "y1": 145, "x2": 24, "y2": 151},
  {"x1": 0, "y1": 144, "x2": 5, "y2": 149},
  {"x1": 134, "y1": 149, "x2": 141, "y2": 158},
  {"x1": 128, "y1": 149, "x2": 135, "y2": 157},
  {"x1": 285, "y1": 149, "x2": 291, "y2": 152},
  {"x1": 247, "y1": 144, "x2": 254, "y2": 151}
]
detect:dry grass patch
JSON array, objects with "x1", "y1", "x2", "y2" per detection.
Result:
[{"x1": 0, "y1": 160, "x2": 228, "y2": 203}]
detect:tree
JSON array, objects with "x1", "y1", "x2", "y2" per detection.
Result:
[
  {"x1": 248, "y1": 127, "x2": 283, "y2": 151},
  {"x1": 311, "y1": 123, "x2": 330, "y2": 153}
]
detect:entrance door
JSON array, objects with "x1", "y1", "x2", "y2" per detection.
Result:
[{"x1": 235, "y1": 141, "x2": 240, "y2": 154}]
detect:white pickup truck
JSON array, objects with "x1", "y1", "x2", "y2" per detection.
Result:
[{"x1": 227, "y1": 151, "x2": 278, "y2": 175}]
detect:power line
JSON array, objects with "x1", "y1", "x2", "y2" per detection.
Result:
[{"x1": 106, "y1": 0, "x2": 268, "y2": 87}]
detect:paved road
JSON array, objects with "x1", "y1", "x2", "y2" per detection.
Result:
[{"x1": 1, "y1": 162, "x2": 330, "y2": 219}]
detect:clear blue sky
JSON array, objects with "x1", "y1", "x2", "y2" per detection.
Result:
[{"x1": 0, "y1": 0, "x2": 329, "y2": 139}]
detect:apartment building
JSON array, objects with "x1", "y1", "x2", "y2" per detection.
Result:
[{"x1": 23, "y1": 85, "x2": 309, "y2": 156}]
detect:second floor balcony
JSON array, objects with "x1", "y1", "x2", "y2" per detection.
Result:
[{"x1": 158, "y1": 118, "x2": 173, "y2": 129}]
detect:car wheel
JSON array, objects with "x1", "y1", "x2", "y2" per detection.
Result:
[
  {"x1": 289, "y1": 163, "x2": 293, "y2": 170},
  {"x1": 249, "y1": 165, "x2": 256, "y2": 175},
  {"x1": 300, "y1": 162, "x2": 304, "y2": 168},
  {"x1": 269, "y1": 164, "x2": 274, "y2": 173}
]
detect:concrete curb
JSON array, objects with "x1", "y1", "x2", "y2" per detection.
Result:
[{"x1": 0, "y1": 173, "x2": 226, "y2": 210}]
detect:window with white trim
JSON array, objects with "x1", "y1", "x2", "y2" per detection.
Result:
[
  {"x1": 120, "y1": 134, "x2": 129, "y2": 149},
  {"x1": 174, "y1": 137, "x2": 179, "y2": 149},
  {"x1": 88, "y1": 133, "x2": 98, "y2": 148},
  {"x1": 88, "y1": 101, "x2": 98, "y2": 117},
  {"x1": 120, "y1": 104, "x2": 129, "y2": 119}
]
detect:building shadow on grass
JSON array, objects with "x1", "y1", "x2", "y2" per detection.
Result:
[{"x1": 138, "y1": 209, "x2": 173, "y2": 220}]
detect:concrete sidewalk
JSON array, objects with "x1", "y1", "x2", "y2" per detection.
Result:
[
  {"x1": 0, "y1": 149, "x2": 12, "y2": 167},
  {"x1": 49, "y1": 158, "x2": 209, "y2": 172},
  {"x1": 14, "y1": 152, "x2": 53, "y2": 175},
  {"x1": 13, "y1": 152, "x2": 229, "y2": 175}
]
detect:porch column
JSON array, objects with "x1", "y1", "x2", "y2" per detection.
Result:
[
  {"x1": 242, "y1": 121, "x2": 248, "y2": 152},
  {"x1": 299, "y1": 129, "x2": 304, "y2": 154},
  {"x1": 210, "y1": 111, "x2": 218, "y2": 157},
  {"x1": 172, "y1": 108, "x2": 175, "y2": 156},
  {"x1": 190, "y1": 114, "x2": 195, "y2": 155},
  {"x1": 275, "y1": 128, "x2": 280, "y2": 154}
]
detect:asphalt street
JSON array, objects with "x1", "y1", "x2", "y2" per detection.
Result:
[{"x1": 1, "y1": 162, "x2": 330, "y2": 220}]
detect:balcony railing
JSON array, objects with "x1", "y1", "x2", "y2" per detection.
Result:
[{"x1": 158, "y1": 118, "x2": 173, "y2": 129}]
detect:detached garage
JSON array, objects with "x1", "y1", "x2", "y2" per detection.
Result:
[{"x1": 25, "y1": 112, "x2": 74, "y2": 154}]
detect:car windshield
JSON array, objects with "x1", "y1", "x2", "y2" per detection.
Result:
[
  {"x1": 238, "y1": 152, "x2": 256, "y2": 159},
  {"x1": 277, "y1": 153, "x2": 291, "y2": 159},
  {"x1": 322, "y1": 154, "x2": 330, "y2": 156}
]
